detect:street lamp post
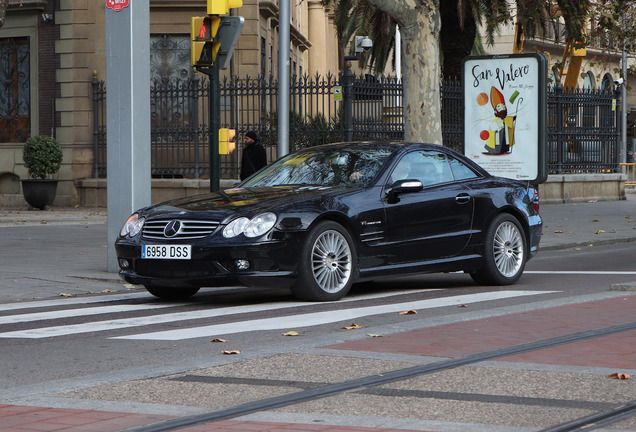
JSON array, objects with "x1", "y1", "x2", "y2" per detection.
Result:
[
  {"x1": 343, "y1": 55, "x2": 357, "y2": 142},
  {"x1": 342, "y1": 36, "x2": 372, "y2": 142}
]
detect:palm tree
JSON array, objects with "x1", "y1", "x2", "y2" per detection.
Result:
[
  {"x1": 319, "y1": 0, "x2": 596, "y2": 143},
  {"x1": 323, "y1": 0, "x2": 593, "y2": 77}
]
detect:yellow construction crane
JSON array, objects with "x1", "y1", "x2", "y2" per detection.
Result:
[
  {"x1": 513, "y1": 21, "x2": 586, "y2": 90},
  {"x1": 557, "y1": 38, "x2": 586, "y2": 90}
]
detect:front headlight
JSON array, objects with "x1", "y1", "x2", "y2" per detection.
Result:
[
  {"x1": 120, "y1": 213, "x2": 145, "y2": 238},
  {"x1": 223, "y1": 217, "x2": 250, "y2": 238},
  {"x1": 223, "y1": 212, "x2": 277, "y2": 238}
]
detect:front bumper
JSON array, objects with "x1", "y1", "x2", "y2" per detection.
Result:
[{"x1": 115, "y1": 235, "x2": 302, "y2": 289}]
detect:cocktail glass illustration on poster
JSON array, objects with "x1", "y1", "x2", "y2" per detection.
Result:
[{"x1": 464, "y1": 55, "x2": 541, "y2": 181}]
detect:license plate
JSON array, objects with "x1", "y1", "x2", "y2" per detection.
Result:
[{"x1": 142, "y1": 245, "x2": 191, "y2": 260}]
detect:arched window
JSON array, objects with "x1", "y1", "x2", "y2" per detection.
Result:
[
  {"x1": 549, "y1": 67, "x2": 560, "y2": 89},
  {"x1": 601, "y1": 73, "x2": 613, "y2": 92},
  {"x1": 582, "y1": 71, "x2": 596, "y2": 90}
]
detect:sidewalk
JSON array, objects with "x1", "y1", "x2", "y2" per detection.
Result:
[
  {"x1": 1, "y1": 196, "x2": 636, "y2": 431},
  {"x1": 2, "y1": 194, "x2": 636, "y2": 298}
]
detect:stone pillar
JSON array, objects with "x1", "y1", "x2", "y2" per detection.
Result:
[{"x1": 307, "y1": 1, "x2": 328, "y2": 77}]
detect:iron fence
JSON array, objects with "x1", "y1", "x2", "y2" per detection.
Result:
[
  {"x1": 92, "y1": 74, "x2": 620, "y2": 179},
  {"x1": 547, "y1": 86, "x2": 620, "y2": 173}
]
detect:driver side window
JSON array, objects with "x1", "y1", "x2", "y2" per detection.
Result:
[{"x1": 391, "y1": 151, "x2": 453, "y2": 187}]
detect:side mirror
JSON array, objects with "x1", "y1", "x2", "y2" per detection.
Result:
[{"x1": 386, "y1": 179, "x2": 423, "y2": 203}]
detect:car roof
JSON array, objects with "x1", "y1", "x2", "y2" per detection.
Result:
[{"x1": 309, "y1": 141, "x2": 452, "y2": 153}]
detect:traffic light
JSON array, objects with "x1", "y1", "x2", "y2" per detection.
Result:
[
  {"x1": 219, "y1": 128, "x2": 236, "y2": 154},
  {"x1": 190, "y1": 16, "x2": 221, "y2": 67},
  {"x1": 208, "y1": 0, "x2": 243, "y2": 15}
]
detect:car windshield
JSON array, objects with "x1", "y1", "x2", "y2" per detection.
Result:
[{"x1": 241, "y1": 146, "x2": 393, "y2": 188}]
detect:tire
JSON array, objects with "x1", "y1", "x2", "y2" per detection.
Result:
[
  {"x1": 471, "y1": 213, "x2": 527, "y2": 286},
  {"x1": 145, "y1": 285, "x2": 200, "y2": 300},
  {"x1": 291, "y1": 221, "x2": 357, "y2": 301}
]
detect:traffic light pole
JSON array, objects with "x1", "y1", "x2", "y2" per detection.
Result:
[
  {"x1": 210, "y1": 61, "x2": 221, "y2": 192},
  {"x1": 191, "y1": 2, "x2": 245, "y2": 191},
  {"x1": 195, "y1": 62, "x2": 221, "y2": 192}
]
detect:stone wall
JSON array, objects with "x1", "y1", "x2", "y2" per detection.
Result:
[
  {"x1": 539, "y1": 174, "x2": 626, "y2": 204},
  {"x1": 69, "y1": 174, "x2": 627, "y2": 207},
  {"x1": 1, "y1": 173, "x2": 626, "y2": 208}
]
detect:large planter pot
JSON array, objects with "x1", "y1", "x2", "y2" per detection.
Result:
[{"x1": 21, "y1": 179, "x2": 59, "y2": 210}]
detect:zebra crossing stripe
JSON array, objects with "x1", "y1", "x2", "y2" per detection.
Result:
[
  {"x1": 0, "y1": 303, "x2": 177, "y2": 325},
  {"x1": 0, "y1": 289, "x2": 438, "y2": 339},
  {"x1": 113, "y1": 291, "x2": 555, "y2": 341},
  {"x1": 0, "y1": 290, "x2": 555, "y2": 340}
]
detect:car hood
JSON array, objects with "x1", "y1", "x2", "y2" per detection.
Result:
[{"x1": 141, "y1": 185, "x2": 352, "y2": 222}]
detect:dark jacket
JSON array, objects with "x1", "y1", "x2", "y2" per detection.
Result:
[{"x1": 240, "y1": 140, "x2": 268, "y2": 180}]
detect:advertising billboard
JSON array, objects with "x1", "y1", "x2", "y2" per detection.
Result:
[{"x1": 463, "y1": 53, "x2": 547, "y2": 184}]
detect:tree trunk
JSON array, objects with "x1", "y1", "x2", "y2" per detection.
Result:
[
  {"x1": 0, "y1": 0, "x2": 8, "y2": 28},
  {"x1": 367, "y1": 0, "x2": 443, "y2": 144}
]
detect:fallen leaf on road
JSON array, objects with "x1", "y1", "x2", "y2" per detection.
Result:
[
  {"x1": 100, "y1": 289, "x2": 115, "y2": 293},
  {"x1": 399, "y1": 310, "x2": 417, "y2": 315},
  {"x1": 595, "y1": 230, "x2": 605, "y2": 234},
  {"x1": 211, "y1": 338, "x2": 228, "y2": 343},
  {"x1": 457, "y1": 304, "x2": 467, "y2": 308},
  {"x1": 554, "y1": 230, "x2": 563, "y2": 233},
  {"x1": 282, "y1": 331, "x2": 300, "y2": 336},
  {"x1": 222, "y1": 350, "x2": 241, "y2": 355},
  {"x1": 124, "y1": 284, "x2": 136, "y2": 289},
  {"x1": 341, "y1": 323, "x2": 366, "y2": 330},
  {"x1": 367, "y1": 334, "x2": 383, "y2": 338},
  {"x1": 608, "y1": 372, "x2": 630, "y2": 380},
  {"x1": 59, "y1": 293, "x2": 75, "y2": 297}
]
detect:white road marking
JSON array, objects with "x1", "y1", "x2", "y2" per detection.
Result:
[
  {"x1": 0, "y1": 293, "x2": 151, "y2": 312},
  {"x1": 525, "y1": 271, "x2": 636, "y2": 275},
  {"x1": 113, "y1": 291, "x2": 556, "y2": 341},
  {"x1": 0, "y1": 289, "x2": 438, "y2": 339},
  {"x1": 0, "y1": 303, "x2": 177, "y2": 325}
]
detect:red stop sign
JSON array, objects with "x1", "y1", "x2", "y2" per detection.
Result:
[{"x1": 106, "y1": 0, "x2": 129, "y2": 11}]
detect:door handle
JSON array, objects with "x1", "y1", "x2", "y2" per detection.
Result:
[{"x1": 455, "y1": 193, "x2": 471, "y2": 204}]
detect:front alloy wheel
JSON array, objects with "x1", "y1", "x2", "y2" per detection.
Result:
[
  {"x1": 471, "y1": 213, "x2": 527, "y2": 286},
  {"x1": 291, "y1": 221, "x2": 356, "y2": 301}
]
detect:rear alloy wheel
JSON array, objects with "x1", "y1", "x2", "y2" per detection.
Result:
[
  {"x1": 291, "y1": 221, "x2": 356, "y2": 301},
  {"x1": 144, "y1": 285, "x2": 200, "y2": 300},
  {"x1": 471, "y1": 214, "x2": 527, "y2": 286}
]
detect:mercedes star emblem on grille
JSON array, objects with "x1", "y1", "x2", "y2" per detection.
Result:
[{"x1": 163, "y1": 220, "x2": 182, "y2": 237}]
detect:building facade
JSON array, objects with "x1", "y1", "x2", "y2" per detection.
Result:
[
  {"x1": 0, "y1": 0, "x2": 339, "y2": 205},
  {"x1": 0, "y1": 0, "x2": 631, "y2": 206}
]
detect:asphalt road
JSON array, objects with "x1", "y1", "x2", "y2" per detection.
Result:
[{"x1": 1, "y1": 201, "x2": 636, "y2": 431}]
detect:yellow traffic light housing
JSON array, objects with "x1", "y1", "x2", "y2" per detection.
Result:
[
  {"x1": 190, "y1": 16, "x2": 221, "y2": 67},
  {"x1": 208, "y1": 0, "x2": 243, "y2": 15},
  {"x1": 219, "y1": 128, "x2": 236, "y2": 154}
]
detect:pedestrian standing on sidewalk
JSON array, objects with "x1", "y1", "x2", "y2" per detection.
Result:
[{"x1": 240, "y1": 130, "x2": 268, "y2": 180}]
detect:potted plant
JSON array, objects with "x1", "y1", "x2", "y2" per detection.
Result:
[{"x1": 21, "y1": 135, "x2": 63, "y2": 209}]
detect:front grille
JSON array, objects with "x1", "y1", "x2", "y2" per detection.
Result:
[{"x1": 142, "y1": 219, "x2": 220, "y2": 240}]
